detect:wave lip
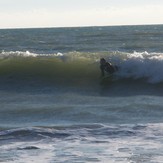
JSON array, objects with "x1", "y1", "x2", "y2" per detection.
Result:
[{"x1": 0, "y1": 50, "x2": 38, "y2": 58}]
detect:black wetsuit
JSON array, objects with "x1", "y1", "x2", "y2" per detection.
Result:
[{"x1": 100, "y1": 62, "x2": 116, "y2": 77}]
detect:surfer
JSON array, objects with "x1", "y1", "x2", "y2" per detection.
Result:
[{"x1": 100, "y1": 58, "x2": 118, "y2": 77}]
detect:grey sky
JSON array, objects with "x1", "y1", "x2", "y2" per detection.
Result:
[{"x1": 0, "y1": 0, "x2": 163, "y2": 28}]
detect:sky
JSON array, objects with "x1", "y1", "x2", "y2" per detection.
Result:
[{"x1": 0, "y1": 0, "x2": 163, "y2": 29}]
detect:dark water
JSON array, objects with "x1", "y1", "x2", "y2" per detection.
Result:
[{"x1": 0, "y1": 25, "x2": 163, "y2": 162}]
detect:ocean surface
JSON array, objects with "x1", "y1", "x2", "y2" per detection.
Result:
[{"x1": 1, "y1": 25, "x2": 163, "y2": 162}]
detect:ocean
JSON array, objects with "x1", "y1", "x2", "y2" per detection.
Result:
[{"x1": 0, "y1": 25, "x2": 163, "y2": 163}]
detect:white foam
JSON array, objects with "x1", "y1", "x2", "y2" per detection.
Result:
[
  {"x1": 117, "y1": 51, "x2": 163, "y2": 83},
  {"x1": 0, "y1": 51, "x2": 65, "y2": 59},
  {"x1": 1, "y1": 123, "x2": 163, "y2": 163},
  {"x1": 0, "y1": 50, "x2": 38, "y2": 58}
]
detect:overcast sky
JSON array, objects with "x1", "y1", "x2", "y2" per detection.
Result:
[{"x1": 0, "y1": 0, "x2": 163, "y2": 28}]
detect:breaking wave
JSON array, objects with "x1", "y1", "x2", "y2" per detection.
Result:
[{"x1": 0, "y1": 50, "x2": 163, "y2": 84}]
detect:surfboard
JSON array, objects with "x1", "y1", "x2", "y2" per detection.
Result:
[{"x1": 100, "y1": 74, "x2": 113, "y2": 85}]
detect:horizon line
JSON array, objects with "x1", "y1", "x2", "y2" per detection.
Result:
[{"x1": 0, "y1": 23, "x2": 163, "y2": 30}]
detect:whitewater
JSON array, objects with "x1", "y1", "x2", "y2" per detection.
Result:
[{"x1": 0, "y1": 25, "x2": 163, "y2": 162}]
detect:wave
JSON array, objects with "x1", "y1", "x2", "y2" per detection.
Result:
[
  {"x1": 1, "y1": 123, "x2": 163, "y2": 141},
  {"x1": 1, "y1": 123, "x2": 163, "y2": 163},
  {"x1": 0, "y1": 50, "x2": 163, "y2": 85},
  {"x1": 0, "y1": 124, "x2": 139, "y2": 140}
]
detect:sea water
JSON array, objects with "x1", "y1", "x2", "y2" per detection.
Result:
[{"x1": 0, "y1": 25, "x2": 163, "y2": 162}]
